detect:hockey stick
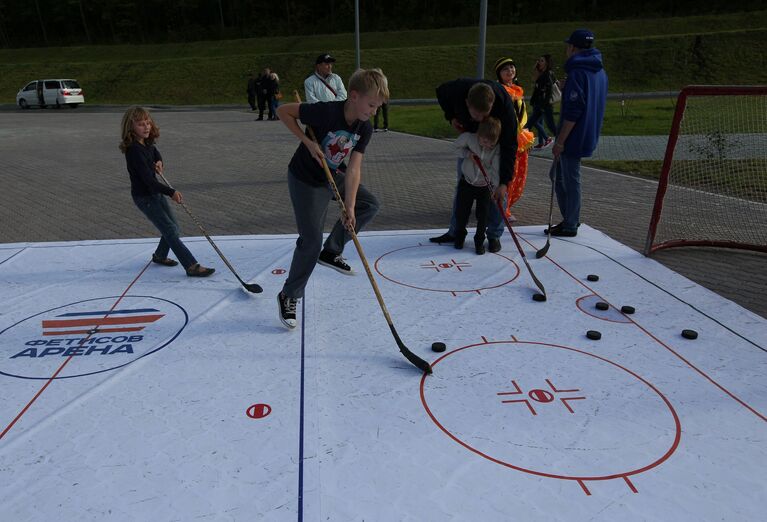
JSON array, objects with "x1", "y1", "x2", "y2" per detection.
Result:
[
  {"x1": 157, "y1": 172, "x2": 263, "y2": 294},
  {"x1": 294, "y1": 91, "x2": 432, "y2": 374},
  {"x1": 471, "y1": 155, "x2": 547, "y2": 299},
  {"x1": 535, "y1": 157, "x2": 559, "y2": 259}
]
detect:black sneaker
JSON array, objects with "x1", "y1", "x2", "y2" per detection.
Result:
[
  {"x1": 488, "y1": 238, "x2": 501, "y2": 253},
  {"x1": 544, "y1": 223, "x2": 578, "y2": 236},
  {"x1": 475, "y1": 237, "x2": 486, "y2": 255},
  {"x1": 318, "y1": 250, "x2": 354, "y2": 275},
  {"x1": 429, "y1": 232, "x2": 455, "y2": 244},
  {"x1": 277, "y1": 292, "x2": 298, "y2": 329},
  {"x1": 550, "y1": 227, "x2": 578, "y2": 237}
]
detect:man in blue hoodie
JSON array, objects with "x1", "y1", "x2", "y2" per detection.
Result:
[{"x1": 548, "y1": 29, "x2": 608, "y2": 237}]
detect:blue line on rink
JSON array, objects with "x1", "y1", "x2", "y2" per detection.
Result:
[{"x1": 298, "y1": 297, "x2": 306, "y2": 521}]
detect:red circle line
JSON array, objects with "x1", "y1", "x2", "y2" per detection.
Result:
[
  {"x1": 575, "y1": 294, "x2": 631, "y2": 324},
  {"x1": 420, "y1": 340, "x2": 682, "y2": 482},
  {"x1": 374, "y1": 244, "x2": 520, "y2": 294}
]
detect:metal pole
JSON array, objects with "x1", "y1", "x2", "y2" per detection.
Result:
[
  {"x1": 476, "y1": 0, "x2": 488, "y2": 78},
  {"x1": 355, "y1": 0, "x2": 361, "y2": 70}
]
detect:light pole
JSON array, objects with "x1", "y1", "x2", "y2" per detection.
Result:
[
  {"x1": 355, "y1": 0, "x2": 361, "y2": 70},
  {"x1": 477, "y1": 0, "x2": 488, "y2": 78}
]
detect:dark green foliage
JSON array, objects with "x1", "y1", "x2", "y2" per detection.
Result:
[{"x1": 1, "y1": 0, "x2": 765, "y2": 47}]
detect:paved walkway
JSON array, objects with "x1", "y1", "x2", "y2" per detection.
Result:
[
  {"x1": 530, "y1": 134, "x2": 767, "y2": 161},
  {"x1": 0, "y1": 107, "x2": 764, "y2": 318}
]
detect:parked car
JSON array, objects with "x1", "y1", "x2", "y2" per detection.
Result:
[{"x1": 16, "y1": 79, "x2": 85, "y2": 109}]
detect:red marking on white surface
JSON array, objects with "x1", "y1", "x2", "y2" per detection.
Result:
[
  {"x1": 1, "y1": 262, "x2": 153, "y2": 441},
  {"x1": 421, "y1": 340, "x2": 682, "y2": 494},
  {"x1": 246, "y1": 403, "x2": 272, "y2": 419},
  {"x1": 272, "y1": 268, "x2": 286, "y2": 275},
  {"x1": 497, "y1": 379, "x2": 586, "y2": 415},
  {"x1": 517, "y1": 233, "x2": 766, "y2": 423},
  {"x1": 420, "y1": 259, "x2": 472, "y2": 272}
]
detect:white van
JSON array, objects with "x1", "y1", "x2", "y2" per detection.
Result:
[{"x1": 16, "y1": 79, "x2": 85, "y2": 109}]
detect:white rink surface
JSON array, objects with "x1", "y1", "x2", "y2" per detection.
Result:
[{"x1": 0, "y1": 226, "x2": 765, "y2": 521}]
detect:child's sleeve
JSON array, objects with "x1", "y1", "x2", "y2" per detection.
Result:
[
  {"x1": 453, "y1": 133, "x2": 471, "y2": 158},
  {"x1": 126, "y1": 146, "x2": 174, "y2": 197}
]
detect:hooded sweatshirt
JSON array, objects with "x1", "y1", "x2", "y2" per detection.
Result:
[
  {"x1": 559, "y1": 48, "x2": 608, "y2": 158},
  {"x1": 454, "y1": 133, "x2": 500, "y2": 188}
]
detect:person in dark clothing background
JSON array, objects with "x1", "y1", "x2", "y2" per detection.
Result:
[
  {"x1": 526, "y1": 54, "x2": 559, "y2": 148},
  {"x1": 255, "y1": 68, "x2": 271, "y2": 120},
  {"x1": 247, "y1": 71, "x2": 257, "y2": 111},
  {"x1": 374, "y1": 102, "x2": 389, "y2": 132}
]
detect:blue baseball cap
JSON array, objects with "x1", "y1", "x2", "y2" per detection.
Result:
[{"x1": 564, "y1": 29, "x2": 595, "y2": 48}]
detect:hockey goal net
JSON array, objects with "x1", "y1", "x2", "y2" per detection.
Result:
[{"x1": 644, "y1": 85, "x2": 767, "y2": 255}]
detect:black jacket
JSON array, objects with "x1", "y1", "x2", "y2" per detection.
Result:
[
  {"x1": 530, "y1": 70, "x2": 557, "y2": 107},
  {"x1": 436, "y1": 78, "x2": 518, "y2": 185}
]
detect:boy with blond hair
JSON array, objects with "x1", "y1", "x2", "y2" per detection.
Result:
[{"x1": 275, "y1": 68, "x2": 388, "y2": 329}]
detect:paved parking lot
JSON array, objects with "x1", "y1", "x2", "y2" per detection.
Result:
[{"x1": 0, "y1": 107, "x2": 764, "y2": 318}]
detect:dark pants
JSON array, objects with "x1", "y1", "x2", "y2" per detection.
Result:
[
  {"x1": 282, "y1": 170, "x2": 380, "y2": 299},
  {"x1": 132, "y1": 194, "x2": 197, "y2": 270},
  {"x1": 448, "y1": 159, "x2": 504, "y2": 240},
  {"x1": 454, "y1": 178, "x2": 491, "y2": 243},
  {"x1": 526, "y1": 104, "x2": 557, "y2": 144},
  {"x1": 257, "y1": 93, "x2": 267, "y2": 119},
  {"x1": 374, "y1": 103, "x2": 389, "y2": 129},
  {"x1": 247, "y1": 93, "x2": 256, "y2": 110}
]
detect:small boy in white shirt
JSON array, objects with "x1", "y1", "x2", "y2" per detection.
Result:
[{"x1": 453, "y1": 117, "x2": 501, "y2": 255}]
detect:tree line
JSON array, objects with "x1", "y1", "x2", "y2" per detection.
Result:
[{"x1": 0, "y1": 0, "x2": 762, "y2": 48}]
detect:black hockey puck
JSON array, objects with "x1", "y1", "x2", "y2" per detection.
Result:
[
  {"x1": 621, "y1": 305, "x2": 636, "y2": 314},
  {"x1": 587, "y1": 274, "x2": 599, "y2": 282},
  {"x1": 532, "y1": 293, "x2": 547, "y2": 302},
  {"x1": 586, "y1": 330, "x2": 602, "y2": 340},
  {"x1": 431, "y1": 342, "x2": 447, "y2": 353},
  {"x1": 595, "y1": 301, "x2": 609, "y2": 311},
  {"x1": 681, "y1": 329, "x2": 698, "y2": 340}
]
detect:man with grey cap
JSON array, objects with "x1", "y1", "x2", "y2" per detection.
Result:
[
  {"x1": 548, "y1": 28, "x2": 607, "y2": 237},
  {"x1": 304, "y1": 53, "x2": 348, "y2": 103}
]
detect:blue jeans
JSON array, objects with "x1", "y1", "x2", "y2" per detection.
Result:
[
  {"x1": 133, "y1": 193, "x2": 197, "y2": 269},
  {"x1": 554, "y1": 154, "x2": 582, "y2": 231},
  {"x1": 448, "y1": 158, "x2": 504, "y2": 240},
  {"x1": 527, "y1": 104, "x2": 557, "y2": 145}
]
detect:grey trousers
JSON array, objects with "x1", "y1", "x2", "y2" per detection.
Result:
[{"x1": 282, "y1": 170, "x2": 380, "y2": 298}]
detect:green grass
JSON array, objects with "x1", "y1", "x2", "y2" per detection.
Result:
[
  {"x1": 1, "y1": 10, "x2": 766, "y2": 105},
  {"x1": 583, "y1": 160, "x2": 663, "y2": 178},
  {"x1": 390, "y1": 98, "x2": 679, "y2": 139},
  {"x1": 582, "y1": 160, "x2": 766, "y2": 201}
]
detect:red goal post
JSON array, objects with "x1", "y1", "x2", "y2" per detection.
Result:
[{"x1": 644, "y1": 85, "x2": 767, "y2": 256}]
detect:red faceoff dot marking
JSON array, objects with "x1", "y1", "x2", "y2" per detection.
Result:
[{"x1": 246, "y1": 403, "x2": 272, "y2": 419}]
